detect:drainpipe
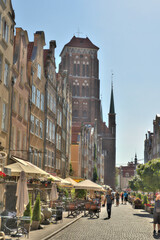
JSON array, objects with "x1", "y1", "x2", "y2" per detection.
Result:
[{"x1": 8, "y1": 77, "x2": 15, "y2": 164}]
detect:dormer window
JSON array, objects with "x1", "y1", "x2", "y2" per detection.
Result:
[{"x1": 37, "y1": 64, "x2": 41, "y2": 79}]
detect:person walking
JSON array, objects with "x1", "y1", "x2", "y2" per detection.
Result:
[
  {"x1": 105, "y1": 189, "x2": 113, "y2": 219},
  {"x1": 115, "y1": 191, "x2": 120, "y2": 207},
  {"x1": 121, "y1": 192, "x2": 124, "y2": 204},
  {"x1": 124, "y1": 191, "x2": 128, "y2": 204},
  {"x1": 153, "y1": 194, "x2": 160, "y2": 236}
]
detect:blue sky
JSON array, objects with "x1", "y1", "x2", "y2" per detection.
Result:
[{"x1": 12, "y1": 0, "x2": 160, "y2": 166}]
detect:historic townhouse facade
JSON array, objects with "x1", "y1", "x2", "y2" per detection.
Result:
[
  {"x1": 144, "y1": 114, "x2": 160, "y2": 163},
  {"x1": 11, "y1": 28, "x2": 29, "y2": 161},
  {"x1": 27, "y1": 31, "x2": 46, "y2": 169},
  {"x1": 0, "y1": 0, "x2": 15, "y2": 163},
  {"x1": 56, "y1": 73, "x2": 63, "y2": 175},
  {"x1": 43, "y1": 40, "x2": 57, "y2": 174}
]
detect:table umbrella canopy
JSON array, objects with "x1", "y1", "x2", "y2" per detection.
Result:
[
  {"x1": 16, "y1": 171, "x2": 29, "y2": 217},
  {"x1": 50, "y1": 183, "x2": 58, "y2": 201},
  {"x1": 47, "y1": 174, "x2": 61, "y2": 182},
  {"x1": 74, "y1": 179, "x2": 104, "y2": 191},
  {"x1": 4, "y1": 156, "x2": 49, "y2": 177},
  {"x1": 64, "y1": 177, "x2": 77, "y2": 186},
  {"x1": 56, "y1": 177, "x2": 73, "y2": 187}
]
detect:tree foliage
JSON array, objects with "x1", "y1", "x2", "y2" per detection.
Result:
[
  {"x1": 32, "y1": 196, "x2": 41, "y2": 221},
  {"x1": 129, "y1": 159, "x2": 160, "y2": 192},
  {"x1": 93, "y1": 164, "x2": 98, "y2": 182}
]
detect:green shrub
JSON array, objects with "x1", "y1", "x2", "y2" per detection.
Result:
[
  {"x1": 24, "y1": 200, "x2": 32, "y2": 224},
  {"x1": 136, "y1": 193, "x2": 142, "y2": 199},
  {"x1": 142, "y1": 195, "x2": 148, "y2": 205},
  {"x1": 75, "y1": 189, "x2": 87, "y2": 199},
  {"x1": 32, "y1": 196, "x2": 41, "y2": 221}
]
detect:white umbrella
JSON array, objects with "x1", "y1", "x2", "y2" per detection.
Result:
[
  {"x1": 16, "y1": 171, "x2": 29, "y2": 217},
  {"x1": 50, "y1": 183, "x2": 58, "y2": 201}
]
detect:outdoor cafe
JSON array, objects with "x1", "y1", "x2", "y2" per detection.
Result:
[{"x1": 0, "y1": 155, "x2": 106, "y2": 239}]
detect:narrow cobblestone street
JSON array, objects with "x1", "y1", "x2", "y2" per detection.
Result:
[{"x1": 50, "y1": 203, "x2": 154, "y2": 240}]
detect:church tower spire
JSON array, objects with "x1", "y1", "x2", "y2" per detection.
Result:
[{"x1": 109, "y1": 81, "x2": 115, "y2": 114}]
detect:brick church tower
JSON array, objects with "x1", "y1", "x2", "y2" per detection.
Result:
[
  {"x1": 59, "y1": 36, "x2": 116, "y2": 189},
  {"x1": 59, "y1": 36, "x2": 101, "y2": 125}
]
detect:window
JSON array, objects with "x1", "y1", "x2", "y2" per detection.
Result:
[
  {"x1": 86, "y1": 64, "x2": 89, "y2": 77},
  {"x1": 40, "y1": 93, "x2": 44, "y2": 111},
  {"x1": 11, "y1": 127, "x2": 14, "y2": 150},
  {"x1": 73, "y1": 63, "x2": 76, "y2": 75},
  {"x1": 17, "y1": 130, "x2": 21, "y2": 150},
  {"x1": 77, "y1": 85, "x2": 80, "y2": 96},
  {"x1": 82, "y1": 86, "x2": 85, "y2": 96},
  {"x1": 0, "y1": 53, "x2": 2, "y2": 80},
  {"x1": 52, "y1": 123, "x2": 55, "y2": 142},
  {"x1": 2, "y1": 19, "x2": 9, "y2": 43},
  {"x1": 37, "y1": 64, "x2": 41, "y2": 79},
  {"x1": 36, "y1": 89, "x2": 40, "y2": 108},
  {"x1": 49, "y1": 121, "x2": 52, "y2": 140},
  {"x1": 39, "y1": 153, "x2": 42, "y2": 168},
  {"x1": 40, "y1": 121, "x2": 43, "y2": 138},
  {"x1": 2, "y1": 102, "x2": 7, "y2": 131},
  {"x1": 52, "y1": 152, "x2": 54, "y2": 167},
  {"x1": 30, "y1": 115, "x2": 34, "y2": 133},
  {"x1": 46, "y1": 119, "x2": 49, "y2": 139},
  {"x1": 53, "y1": 96, "x2": 56, "y2": 113},
  {"x1": 29, "y1": 147, "x2": 33, "y2": 163},
  {"x1": 86, "y1": 86, "x2": 89, "y2": 97},
  {"x1": 77, "y1": 64, "x2": 80, "y2": 76},
  {"x1": 32, "y1": 85, "x2": 36, "y2": 104},
  {"x1": 34, "y1": 150, "x2": 37, "y2": 166},
  {"x1": 48, "y1": 151, "x2": 51, "y2": 166},
  {"x1": 72, "y1": 85, "x2": 75, "y2": 96},
  {"x1": 83, "y1": 110, "x2": 87, "y2": 118},
  {"x1": 4, "y1": 62, "x2": 9, "y2": 86},
  {"x1": 82, "y1": 64, "x2": 85, "y2": 76},
  {"x1": 35, "y1": 118, "x2": 39, "y2": 136}
]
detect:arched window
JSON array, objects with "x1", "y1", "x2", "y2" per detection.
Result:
[
  {"x1": 82, "y1": 86, "x2": 85, "y2": 96},
  {"x1": 73, "y1": 110, "x2": 78, "y2": 117},
  {"x1": 86, "y1": 86, "x2": 89, "y2": 97},
  {"x1": 72, "y1": 85, "x2": 76, "y2": 96},
  {"x1": 77, "y1": 85, "x2": 80, "y2": 96},
  {"x1": 83, "y1": 110, "x2": 87, "y2": 118},
  {"x1": 73, "y1": 64, "x2": 76, "y2": 75}
]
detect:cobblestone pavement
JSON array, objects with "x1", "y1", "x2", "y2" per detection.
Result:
[{"x1": 50, "y1": 203, "x2": 155, "y2": 240}]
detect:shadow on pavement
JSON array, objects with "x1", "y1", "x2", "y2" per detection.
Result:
[{"x1": 133, "y1": 213, "x2": 153, "y2": 219}]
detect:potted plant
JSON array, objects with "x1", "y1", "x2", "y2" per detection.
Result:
[
  {"x1": 31, "y1": 196, "x2": 41, "y2": 230},
  {"x1": 23, "y1": 200, "x2": 32, "y2": 234}
]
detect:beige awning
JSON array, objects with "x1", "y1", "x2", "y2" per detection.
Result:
[
  {"x1": 74, "y1": 179, "x2": 104, "y2": 191},
  {"x1": 4, "y1": 156, "x2": 50, "y2": 177},
  {"x1": 65, "y1": 177, "x2": 77, "y2": 186}
]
